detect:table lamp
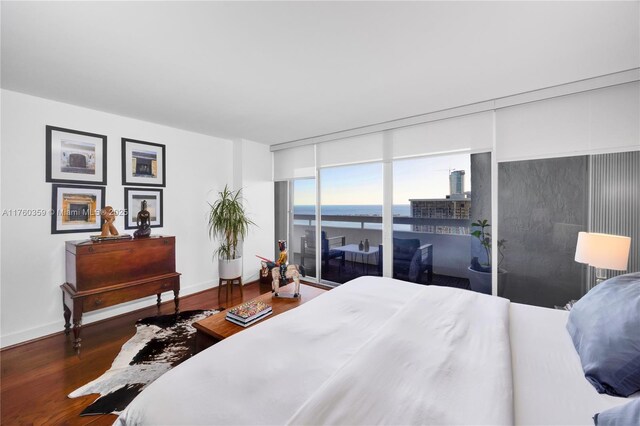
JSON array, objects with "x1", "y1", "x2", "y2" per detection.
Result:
[{"x1": 575, "y1": 232, "x2": 631, "y2": 284}]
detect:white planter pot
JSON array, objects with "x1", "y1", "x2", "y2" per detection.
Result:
[
  {"x1": 467, "y1": 266, "x2": 507, "y2": 296},
  {"x1": 219, "y1": 257, "x2": 243, "y2": 279}
]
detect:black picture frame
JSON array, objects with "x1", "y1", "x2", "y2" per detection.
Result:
[
  {"x1": 46, "y1": 125, "x2": 108, "y2": 185},
  {"x1": 121, "y1": 138, "x2": 166, "y2": 187},
  {"x1": 51, "y1": 184, "x2": 106, "y2": 234},
  {"x1": 124, "y1": 188, "x2": 163, "y2": 230}
]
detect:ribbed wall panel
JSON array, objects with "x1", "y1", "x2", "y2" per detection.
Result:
[{"x1": 588, "y1": 151, "x2": 640, "y2": 290}]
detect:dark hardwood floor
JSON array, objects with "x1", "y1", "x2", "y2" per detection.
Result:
[{"x1": 0, "y1": 280, "x2": 271, "y2": 425}]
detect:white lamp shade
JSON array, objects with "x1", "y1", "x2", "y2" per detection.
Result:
[{"x1": 575, "y1": 232, "x2": 631, "y2": 270}]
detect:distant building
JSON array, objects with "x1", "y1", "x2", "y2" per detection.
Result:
[
  {"x1": 409, "y1": 198, "x2": 471, "y2": 234},
  {"x1": 410, "y1": 170, "x2": 471, "y2": 235},
  {"x1": 449, "y1": 170, "x2": 465, "y2": 195}
]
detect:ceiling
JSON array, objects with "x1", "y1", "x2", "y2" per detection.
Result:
[{"x1": 2, "y1": 1, "x2": 638, "y2": 145}]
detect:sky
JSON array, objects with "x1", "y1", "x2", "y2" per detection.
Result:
[{"x1": 293, "y1": 152, "x2": 471, "y2": 205}]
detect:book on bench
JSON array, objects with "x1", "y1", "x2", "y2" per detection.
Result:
[
  {"x1": 226, "y1": 300, "x2": 273, "y2": 325},
  {"x1": 226, "y1": 309, "x2": 273, "y2": 327}
]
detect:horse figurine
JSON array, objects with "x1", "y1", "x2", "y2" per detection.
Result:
[{"x1": 261, "y1": 261, "x2": 306, "y2": 298}]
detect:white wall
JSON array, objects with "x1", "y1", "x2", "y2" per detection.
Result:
[
  {"x1": 0, "y1": 90, "x2": 244, "y2": 347},
  {"x1": 234, "y1": 139, "x2": 275, "y2": 283}
]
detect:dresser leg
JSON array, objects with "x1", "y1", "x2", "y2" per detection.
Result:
[
  {"x1": 63, "y1": 305, "x2": 71, "y2": 335},
  {"x1": 72, "y1": 319, "x2": 82, "y2": 350},
  {"x1": 62, "y1": 292, "x2": 71, "y2": 335},
  {"x1": 156, "y1": 293, "x2": 161, "y2": 311},
  {"x1": 173, "y1": 289, "x2": 180, "y2": 314}
]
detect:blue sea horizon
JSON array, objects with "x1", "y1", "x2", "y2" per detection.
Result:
[
  {"x1": 293, "y1": 204, "x2": 412, "y2": 230},
  {"x1": 294, "y1": 204, "x2": 410, "y2": 216}
]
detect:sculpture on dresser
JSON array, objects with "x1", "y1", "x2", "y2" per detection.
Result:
[
  {"x1": 91, "y1": 206, "x2": 131, "y2": 242},
  {"x1": 100, "y1": 206, "x2": 119, "y2": 237},
  {"x1": 134, "y1": 199, "x2": 152, "y2": 238}
]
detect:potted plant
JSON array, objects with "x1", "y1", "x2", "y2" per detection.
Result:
[
  {"x1": 467, "y1": 219, "x2": 507, "y2": 295},
  {"x1": 208, "y1": 185, "x2": 254, "y2": 279}
]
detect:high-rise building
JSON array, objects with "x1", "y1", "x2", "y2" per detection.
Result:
[
  {"x1": 449, "y1": 170, "x2": 465, "y2": 195},
  {"x1": 409, "y1": 197, "x2": 471, "y2": 234},
  {"x1": 449, "y1": 170, "x2": 464, "y2": 195},
  {"x1": 410, "y1": 169, "x2": 470, "y2": 235}
]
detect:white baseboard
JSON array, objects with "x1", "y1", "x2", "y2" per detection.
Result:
[{"x1": 0, "y1": 279, "x2": 216, "y2": 349}]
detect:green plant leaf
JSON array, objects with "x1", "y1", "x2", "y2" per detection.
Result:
[{"x1": 208, "y1": 185, "x2": 255, "y2": 260}]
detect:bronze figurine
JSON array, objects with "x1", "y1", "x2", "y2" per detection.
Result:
[{"x1": 134, "y1": 200, "x2": 152, "y2": 238}]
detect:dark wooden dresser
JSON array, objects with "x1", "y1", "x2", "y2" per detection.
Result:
[{"x1": 61, "y1": 236, "x2": 180, "y2": 350}]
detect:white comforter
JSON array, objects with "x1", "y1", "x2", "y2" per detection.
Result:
[{"x1": 117, "y1": 277, "x2": 513, "y2": 425}]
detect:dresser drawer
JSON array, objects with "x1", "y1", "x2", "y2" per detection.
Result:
[{"x1": 83, "y1": 278, "x2": 178, "y2": 312}]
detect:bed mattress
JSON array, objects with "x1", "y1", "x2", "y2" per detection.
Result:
[{"x1": 116, "y1": 276, "x2": 635, "y2": 425}]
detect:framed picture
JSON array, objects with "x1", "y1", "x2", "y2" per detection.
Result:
[
  {"x1": 124, "y1": 188, "x2": 163, "y2": 230},
  {"x1": 51, "y1": 184, "x2": 105, "y2": 234},
  {"x1": 46, "y1": 125, "x2": 107, "y2": 185},
  {"x1": 121, "y1": 138, "x2": 166, "y2": 187}
]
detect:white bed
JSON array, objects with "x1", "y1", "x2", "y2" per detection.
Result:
[
  {"x1": 116, "y1": 277, "x2": 633, "y2": 425},
  {"x1": 509, "y1": 302, "x2": 634, "y2": 424}
]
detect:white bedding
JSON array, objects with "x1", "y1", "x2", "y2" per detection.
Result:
[
  {"x1": 117, "y1": 277, "x2": 426, "y2": 425},
  {"x1": 116, "y1": 276, "x2": 632, "y2": 426},
  {"x1": 510, "y1": 302, "x2": 635, "y2": 425},
  {"x1": 287, "y1": 284, "x2": 513, "y2": 425}
]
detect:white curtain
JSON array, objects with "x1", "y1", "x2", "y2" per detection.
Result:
[
  {"x1": 273, "y1": 144, "x2": 315, "y2": 180},
  {"x1": 496, "y1": 82, "x2": 640, "y2": 162},
  {"x1": 391, "y1": 111, "x2": 493, "y2": 158},
  {"x1": 273, "y1": 81, "x2": 639, "y2": 174},
  {"x1": 316, "y1": 133, "x2": 384, "y2": 167}
]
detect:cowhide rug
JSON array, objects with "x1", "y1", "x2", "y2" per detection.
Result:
[{"x1": 69, "y1": 309, "x2": 217, "y2": 416}]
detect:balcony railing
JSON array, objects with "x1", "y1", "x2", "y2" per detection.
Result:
[
  {"x1": 291, "y1": 214, "x2": 472, "y2": 279},
  {"x1": 294, "y1": 214, "x2": 470, "y2": 230}
]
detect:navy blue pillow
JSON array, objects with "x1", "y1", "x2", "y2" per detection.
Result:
[
  {"x1": 567, "y1": 272, "x2": 640, "y2": 397},
  {"x1": 594, "y1": 398, "x2": 640, "y2": 426}
]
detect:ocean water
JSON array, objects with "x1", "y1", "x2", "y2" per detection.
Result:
[
  {"x1": 293, "y1": 204, "x2": 411, "y2": 230},
  {"x1": 294, "y1": 204, "x2": 410, "y2": 216}
]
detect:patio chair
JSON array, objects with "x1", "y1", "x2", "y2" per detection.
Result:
[
  {"x1": 300, "y1": 230, "x2": 346, "y2": 268},
  {"x1": 391, "y1": 238, "x2": 433, "y2": 284}
]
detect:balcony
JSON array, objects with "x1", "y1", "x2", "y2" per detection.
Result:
[{"x1": 289, "y1": 214, "x2": 471, "y2": 288}]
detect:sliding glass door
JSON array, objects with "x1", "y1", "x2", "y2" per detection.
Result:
[
  {"x1": 291, "y1": 179, "x2": 317, "y2": 278},
  {"x1": 319, "y1": 163, "x2": 383, "y2": 284},
  {"x1": 274, "y1": 178, "x2": 317, "y2": 279},
  {"x1": 392, "y1": 153, "x2": 490, "y2": 290}
]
